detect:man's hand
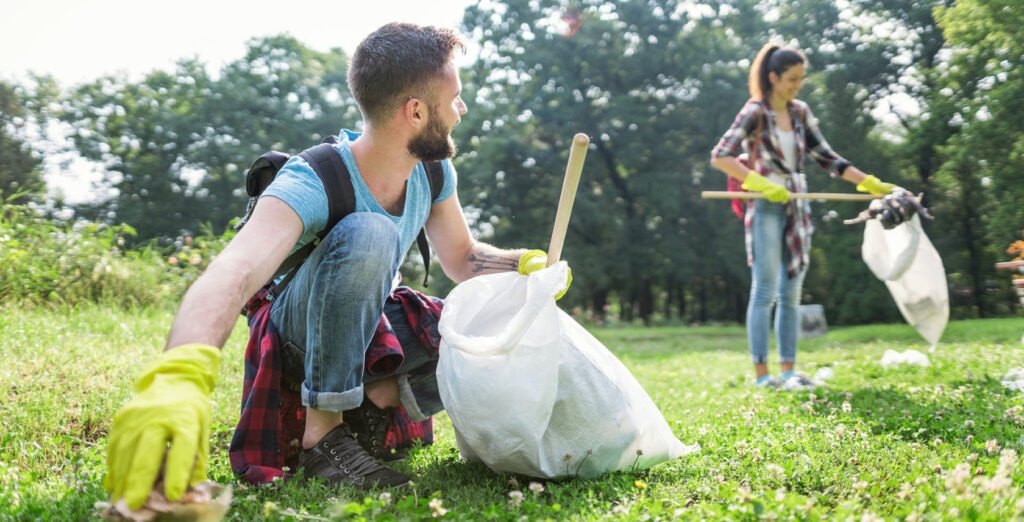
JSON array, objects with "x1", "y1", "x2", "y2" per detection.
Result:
[
  {"x1": 741, "y1": 171, "x2": 791, "y2": 204},
  {"x1": 105, "y1": 343, "x2": 220, "y2": 509},
  {"x1": 518, "y1": 249, "x2": 573, "y2": 300},
  {"x1": 856, "y1": 174, "x2": 899, "y2": 196}
]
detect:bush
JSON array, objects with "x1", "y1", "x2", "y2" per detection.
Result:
[{"x1": 0, "y1": 202, "x2": 230, "y2": 307}]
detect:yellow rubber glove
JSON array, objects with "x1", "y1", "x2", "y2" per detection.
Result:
[
  {"x1": 105, "y1": 343, "x2": 220, "y2": 510},
  {"x1": 517, "y1": 249, "x2": 573, "y2": 300},
  {"x1": 741, "y1": 171, "x2": 791, "y2": 204},
  {"x1": 856, "y1": 174, "x2": 898, "y2": 195}
]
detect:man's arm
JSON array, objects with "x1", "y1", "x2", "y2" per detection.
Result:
[
  {"x1": 165, "y1": 196, "x2": 303, "y2": 349},
  {"x1": 107, "y1": 196, "x2": 304, "y2": 509},
  {"x1": 424, "y1": 191, "x2": 527, "y2": 284}
]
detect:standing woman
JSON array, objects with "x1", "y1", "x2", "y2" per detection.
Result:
[{"x1": 710, "y1": 43, "x2": 899, "y2": 387}]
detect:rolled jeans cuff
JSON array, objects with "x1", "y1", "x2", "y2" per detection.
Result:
[{"x1": 301, "y1": 382, "x2": 365, "y2": 413}]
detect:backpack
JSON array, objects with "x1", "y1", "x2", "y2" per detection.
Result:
[{"x1": 237, "y1": 135, "x2": 445, "y2": 300}]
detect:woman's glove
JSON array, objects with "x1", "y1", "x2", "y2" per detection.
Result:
[
  {"x1": 856, "y1": 175, "x2": 898, "y2": 196},
  {"x1": 741, "y1": 171, "x2": 791, "y2": 204},
  {"x1": 518, "y1": 249, "x2": 572, "y2": 300},
  {"x1": 105, "y1": 343, "x2": 221, "y2": 509}
]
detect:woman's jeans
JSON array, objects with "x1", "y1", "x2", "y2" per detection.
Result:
[
  {"x1": 747, "y1": 200, "x2": 808, "y2": 365},
  {"x1": 269, "y1": 213, "x2": 403, "y2": 413}
]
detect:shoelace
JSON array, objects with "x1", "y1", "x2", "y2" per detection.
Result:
[{"x1": 326, "y1": 436, "x2": 388, "y2": 477}]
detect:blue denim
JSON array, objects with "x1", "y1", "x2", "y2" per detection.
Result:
[
  {"x1": 747, "y1": 200, "x2": 808, "y2": 365},
  {"x1": 365, "y1": 300, "x2": 443, "y2": 421},
  {"x1": 270, "y1": 213, "x2": 403, "y2": 413}
]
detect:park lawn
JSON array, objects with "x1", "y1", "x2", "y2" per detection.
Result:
[{"x1": 1, "y1": 305, "x2": 1022, "y2": 521}]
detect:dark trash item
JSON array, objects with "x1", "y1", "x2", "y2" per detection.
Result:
[{"x1": 843, "y1": 189, "x2": 934, "y2": 229}]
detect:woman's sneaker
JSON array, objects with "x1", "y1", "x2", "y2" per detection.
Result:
[
  {"x1": 297, "y1": 424, "x2": 410, "y2": 489},
  {"x1": 779, "y1": 371, "x2": 818, "y2": 391},
  {"x1": 753, "y1": 374, "x2": 781, "y2": 388}
]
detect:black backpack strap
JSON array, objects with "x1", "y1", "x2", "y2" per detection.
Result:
[
  {"x1": 416, "y1": 161, "x2": 445, "y2": 287},
  {"x1": 269, "y1": 139, "x2": 354, "y2": 299}
]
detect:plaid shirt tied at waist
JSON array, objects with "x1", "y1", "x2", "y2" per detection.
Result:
[{"x1": 229, "y1": 285, "x2": 443, "y2": 485}]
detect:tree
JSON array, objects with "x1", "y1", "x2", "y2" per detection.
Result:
[
  {"x1": 61, "y1": 35, "x2": 354, "y2": 244},
  {"x1": 0, "y1": 80, "x2": 44, "y2": 203}
]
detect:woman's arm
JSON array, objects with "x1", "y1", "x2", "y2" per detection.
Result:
[{"x1": 710, "y1": 100, "x2": 762, "y2": 178}]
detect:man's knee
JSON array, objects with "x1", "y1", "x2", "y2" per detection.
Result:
[{"x1": 322, "y1": 213, "x2": 402, "y2": 268}]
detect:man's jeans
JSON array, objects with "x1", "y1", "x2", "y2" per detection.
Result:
[
  {"x1": 747, "y1": 200, "x2": 808, "y2": 365},
  {"x1": 270, "y1": 213, "x2": 403, "y2": 413}
]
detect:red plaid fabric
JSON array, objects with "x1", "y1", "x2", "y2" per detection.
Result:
[{"x1": 229, "y1": 286, "x2": 442, "y2": 485}]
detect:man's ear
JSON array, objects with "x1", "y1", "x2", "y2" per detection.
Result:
[{"x1": 402, "y1": 96, "x2": 427, "y2": 129}]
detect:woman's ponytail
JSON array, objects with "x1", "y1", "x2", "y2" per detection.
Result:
[{"x1": 748, "y1": 43, "x2": 805, "y2": 101}]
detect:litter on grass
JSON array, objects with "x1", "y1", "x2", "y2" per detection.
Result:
[
  {"x1": 880, "y1": 349, "x2": 931, "y2": 368},
  {"x1": 1001, "y1": 368, "x2": 1024, "y2": 392},
  {"x1": 96, "y1": 481, "x2": 231, "y2": 522}
]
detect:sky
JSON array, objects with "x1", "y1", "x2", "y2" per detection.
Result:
[
  {"x1": 2, "y1": 0, "x2": 476, "y2": 203},
  {"x1": 2, "y1": 0, "x2": 476, "y2": 86}
]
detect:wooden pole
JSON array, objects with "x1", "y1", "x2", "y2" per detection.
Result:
[
  {"x1": 701, "y1": 191, "x2": 881, "y2": 202},
  {"x1": 546, "y1": 133, "x2": 590, "y2": 266}
]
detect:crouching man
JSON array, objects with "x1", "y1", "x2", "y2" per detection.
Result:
[{"x1": 104, "y1": 22, "x2": 571, "y2": 509}]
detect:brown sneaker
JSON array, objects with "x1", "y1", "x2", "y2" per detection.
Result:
[
  {"x1": 297, "y1": 424, "x2": 410, "y2": 489},
  {"x1": 343, "y1": 400, "x2": 407, "y2": 462}
]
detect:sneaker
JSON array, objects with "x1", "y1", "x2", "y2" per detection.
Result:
[
  {"x1": 343, "y1": 400, "x2": 407, "y2": 462},
  {"x1": 753, "y1": 374, "x2": 780, "y2": 388},
  {"x1": 297, "y1": 424, "x2": 410, "y2": 489},
  {"x1": 779, "y1": 371, "x2": 818, "y2": 391}
]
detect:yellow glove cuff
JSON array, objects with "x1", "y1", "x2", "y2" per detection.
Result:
[
  {"x1": 517, "y1": 249, "x2": 549, "y2": 275},
  {"x1": 740, "y1": 171, "x2": 767, "y2": 191},
  {"x1": 135, "y1": 343, "x2": 221, "y2": 394},
  {"x1": 856, "y1": 175, "x2": 896, "y2": 195}
]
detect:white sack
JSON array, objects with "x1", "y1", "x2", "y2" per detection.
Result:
[
  {"x1": 437, "y1": 263, "x2": 690, "y2": 479},
  {"x1": 862, "y1": 214, "x2": 949, "y2": 348}
]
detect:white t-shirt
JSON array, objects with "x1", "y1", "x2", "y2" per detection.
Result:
[{"x1": 770, "y1": 127, "x2": 798, "y2": 184}]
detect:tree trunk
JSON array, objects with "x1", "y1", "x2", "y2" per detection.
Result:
[
  {"x1": 638, "y1": 278, "x2": 653, "y2": 326},
  {"x1": 591, "y1": 288, "x2": 609, "y2": 323}
]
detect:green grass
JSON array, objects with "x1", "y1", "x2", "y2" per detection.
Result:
[{"x1": 2, "y1": 307, "x2": 1023, "y2": 520}]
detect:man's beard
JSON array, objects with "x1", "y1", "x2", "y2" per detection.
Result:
[{"x1": 408, "y1": 110, "x2": 457, "y2": 161}]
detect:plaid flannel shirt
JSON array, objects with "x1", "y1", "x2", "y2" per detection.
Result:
[
  {"x1": 229, "y1": 286, "x2": 442, "y2": 485},
  {"x1": 711, "y1": 99, "x2": 851, "y2": 277}
]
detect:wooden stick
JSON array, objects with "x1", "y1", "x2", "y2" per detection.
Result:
[
  {"x1": 546, "y1": 133, "x2": 590, "y2": 266},
  {"x1": 701, "y1": 191, "x2": 881, "y2": 201}
]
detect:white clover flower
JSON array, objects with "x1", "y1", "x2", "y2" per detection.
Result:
[
  {"x1": 945, "y1": 463, "x2": 971, "y2": 494},
  {"x1": 842, "y1": 401, "x2": 852, "y2": 413},
  {"x1": 508, "y1": 490, "x2": 524, "y2": 508},
  {"x1": 528, "y1": 482, "x2": 545, "y2": 496},
  {"x1": 986, "y1": 439, "x2": 1001, "y2": 454},
  {"x1": 378, "y1": 492, "x2": 393, "y2": 505},
  {"x1": 429, "y1": 498, "x2": 448, "y2": 517}
]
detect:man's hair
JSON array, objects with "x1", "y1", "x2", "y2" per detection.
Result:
[
  {"x1": 348, "y1": 23, "x2": 465, "y2": 124},
  {"x1": 748, "y1": 43, "x2": 805, "y2": 101}
]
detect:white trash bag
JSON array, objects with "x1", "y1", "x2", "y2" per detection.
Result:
[
  {"x1": 861, "y1": 214, "x2": 949, "y2": 349},
  {"x1": 437, "y1": 263, "x2": 691, "y2": 479}
]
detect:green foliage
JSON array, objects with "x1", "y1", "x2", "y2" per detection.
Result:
[
  {"x1": 60, "y1": 35, "x2": 356, "y2": 245},
  {"x1": 0, "y1": 80, "x2": 45, "y2": 203},
  {"x1": 3, "y1": 309, "x2": 1023, "y2": 520},
  {"x1": 0, "y1": 201, "x2": 228, "y2": 307}
]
